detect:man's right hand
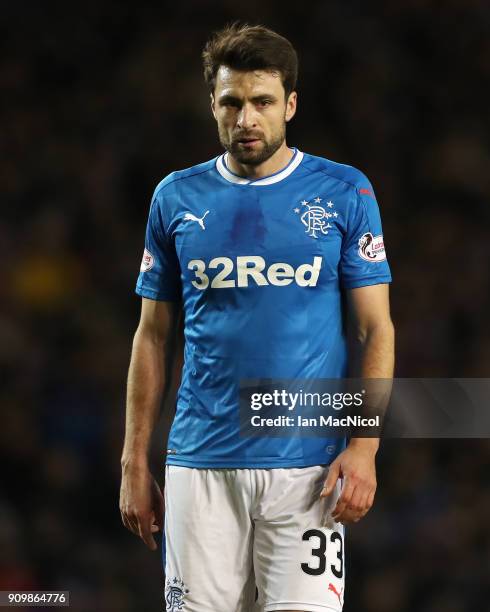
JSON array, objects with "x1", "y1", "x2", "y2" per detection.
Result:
[{"x1": 119, "y1": 462, "x2": 164, "y2": 551}]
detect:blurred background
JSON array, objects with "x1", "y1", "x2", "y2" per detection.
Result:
[{"x1": 1, "y1": 0, "x2": 489, "y2": 610}]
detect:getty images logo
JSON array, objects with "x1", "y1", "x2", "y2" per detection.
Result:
[{"x1": 187, "y1": 256, "x2": 323, "y2": 289}]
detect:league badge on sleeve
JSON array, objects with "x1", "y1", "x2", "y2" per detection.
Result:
[
  {"x1": 140, "y1": 248, "x2": 154, "y2": 272},
  {"x1": 358, "y1": 233, "x2": 386, "y2": 262}
]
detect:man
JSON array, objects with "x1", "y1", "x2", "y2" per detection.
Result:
[{"x1": 120, "y1": 22, "x2": 394, "y2": 612}]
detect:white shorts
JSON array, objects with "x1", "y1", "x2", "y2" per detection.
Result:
[{"x1": 164, "y1": 465, "x2": 345, "y2": 612}]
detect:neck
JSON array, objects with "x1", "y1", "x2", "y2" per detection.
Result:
[{"x1": 226, "y1": 141, "x2": 294, "y2": 179}]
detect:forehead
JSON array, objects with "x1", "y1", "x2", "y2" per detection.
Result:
[{"x1": 214, "y1": 65, "x2": 284, "y2": 97}]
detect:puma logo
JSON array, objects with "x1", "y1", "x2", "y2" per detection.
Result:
[
  {"x1": 183, "y1": 210, "x2": 209, "y2": 230},
  {"x1": 328, "y1": 582, "x2": 343, "y2": 605}
]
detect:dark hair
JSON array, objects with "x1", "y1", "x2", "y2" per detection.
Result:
[{"x1": 202, "y1": 22, "x2": 298, "y2": 97}]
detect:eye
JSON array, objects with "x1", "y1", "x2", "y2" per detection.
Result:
[{"x1": 221, "y1": 100, "x2": 240, "y2": 109}]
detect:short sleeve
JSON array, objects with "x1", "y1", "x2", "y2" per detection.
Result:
[
  {"x1": 340, "y1": 182, "x2": 392, "y2": 289},
  {"x1": 135, "y1": 189, "x2": 182, "y2": 301}
]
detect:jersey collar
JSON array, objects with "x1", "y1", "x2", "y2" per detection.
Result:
[{"x1": 216, "y1": 148, "x2": 304, "y2": 186}]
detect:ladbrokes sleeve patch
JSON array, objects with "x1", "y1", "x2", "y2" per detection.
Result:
[
  {"x1": 357, "y1": 233, "x2": 386, "y2": 262},
  {"x1": 140, "y1": 248, "x2": 154, "y2": 272}
]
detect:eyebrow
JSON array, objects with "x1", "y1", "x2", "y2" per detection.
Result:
[{"x1": 218, "y1": 93, "x2": 279, "y2": 105}]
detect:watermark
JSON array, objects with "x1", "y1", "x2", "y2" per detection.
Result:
[
  {"x1": 249, "y1": 413, "x2": 380, "y2": 429},
  {"x1": 239, "y1": 379, "x2": 490, "y2": 438},
  {"x1": 249, "y1": 389, "x2": 365, "y2": 411},
  {"x1": 0, "y1": 592, "x2": 69, "y2": 607}
]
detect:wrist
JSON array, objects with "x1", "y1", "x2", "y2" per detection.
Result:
[
  {"x1": 121, "y1": 453, "x2": 150, "y2": 472},
  {"x1": 348, "y1": 437, "x2": 380, "y2": 455}
]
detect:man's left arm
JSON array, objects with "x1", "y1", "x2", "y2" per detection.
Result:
[{"x1": 320, "y1": 283, "x2": 395, "y2": 524}]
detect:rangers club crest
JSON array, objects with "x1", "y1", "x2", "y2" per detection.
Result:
[
  {"x1": 294, "y1": 197, "x2": 339, "y2": 239},
  {"x1": 165, "y1": 577, "x2": 189, "y2": 611}
]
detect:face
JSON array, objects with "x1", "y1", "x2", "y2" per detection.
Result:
[{"x1": 211, "y1": 66, "x2": 297, "y2": 166}]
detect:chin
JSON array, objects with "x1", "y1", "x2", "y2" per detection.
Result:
[
  {"x1": 233, "y1": 146, "x2": 271, "y2": 167},
  {"x1": 235, "y1": 152, "x2": 266, "y2": 166}
]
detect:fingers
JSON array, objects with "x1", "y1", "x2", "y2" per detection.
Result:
[
  {"x1": 367, "y1": 488, "x2": 376, "y2": 509},
  {"x1": 120, "y1": 475, "x2": 164, "y2": 550},
  {"x1": 336, "y1": 506, "x2": 362, "y2": 524},
  {"x1": 121, "y1": 506, "x2": 159, "y2": 550},
  {"x1": 331, "y1": 477, "x2": 354, "y2": 521},
  {"x1": 321, "y1": 444, "x2": 378, "y2": 524},
  {"x1": 320, "y1": 461, "x2": 341, "y2": 498},
  {"x1": 339, "y1": 487, "x2": 365, "y2": 523},
  {"x1": 332, "y1": 482, "x2": 376, "y2": 524},
  {"x1": 138, "y1": 514, "x2": 158, "y2": 551},
  {"x1": 120, "y1": 511, "x2": 134, "y2": 533},
  {"x1": 152, "y1": 480, "x2": 165, "y2": 530},
  {"x1": 120, "y1": 508, "x2": 139, "y2": 535}
]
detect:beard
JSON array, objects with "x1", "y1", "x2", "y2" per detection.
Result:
[{"x1": 219, "y1": 123, "x2": 286, "y2": 167}]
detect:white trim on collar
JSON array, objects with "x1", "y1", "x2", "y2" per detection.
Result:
[{"x1": 216, "y1": 149, "x2": 304, "y2": 186}]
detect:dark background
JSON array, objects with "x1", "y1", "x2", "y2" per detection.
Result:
[{"x1": 1, "y1": 1, "x2": 489, "y2": 611}]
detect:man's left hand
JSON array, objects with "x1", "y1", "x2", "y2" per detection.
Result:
[{"x1": 320, "y1": 439, "x2": 378, "y2": 524}]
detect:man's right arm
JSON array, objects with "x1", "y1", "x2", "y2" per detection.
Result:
[{"x1": 120, "y1": 297, "x2": 179, "y2": 550}]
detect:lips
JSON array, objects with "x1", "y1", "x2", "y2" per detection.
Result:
[
  {"x1": 235, "y1": 135, "x2": 262, "y2": 144},
  {"x1": 236, "y1": 137, "x2": 261, "y2": 148},
  {"x1": 239, "y1": 140, "x2": 260, "y2": 149}
]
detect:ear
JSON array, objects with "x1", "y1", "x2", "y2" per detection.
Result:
[
  {"x1": 285, "y1": 91, "x2": 297, "y2": 123},
  {"x1": 210, "y1": 93, "x2": 217, "y2": 121}
]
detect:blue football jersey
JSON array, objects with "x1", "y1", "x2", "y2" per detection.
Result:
[{"x1": 136, "y1": 148, "x2": 392, "y2": 468}]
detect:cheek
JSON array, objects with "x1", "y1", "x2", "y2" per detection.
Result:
[
  {"x1": 268, "y1": 113, "x2": 284, "y2": 134},
  {"x1": 219, "y1": 112, "x2": 237, "y2": 131}
]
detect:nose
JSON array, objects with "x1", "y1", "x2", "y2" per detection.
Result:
[{"x1": 237, "y1": 103, "x2": 257, "y2": 129}]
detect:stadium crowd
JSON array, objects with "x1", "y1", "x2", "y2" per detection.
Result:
[{"x1": 1, "y1": 1, "x2": 489, "y2": 610}]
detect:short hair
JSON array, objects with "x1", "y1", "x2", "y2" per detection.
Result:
[{"x1": 202, "y1": 22, "x2": 298, "y2": 97}]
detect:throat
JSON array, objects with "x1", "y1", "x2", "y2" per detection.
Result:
[{"x1": 226, "y1": 144, "x2": 294, "y2": 180}]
